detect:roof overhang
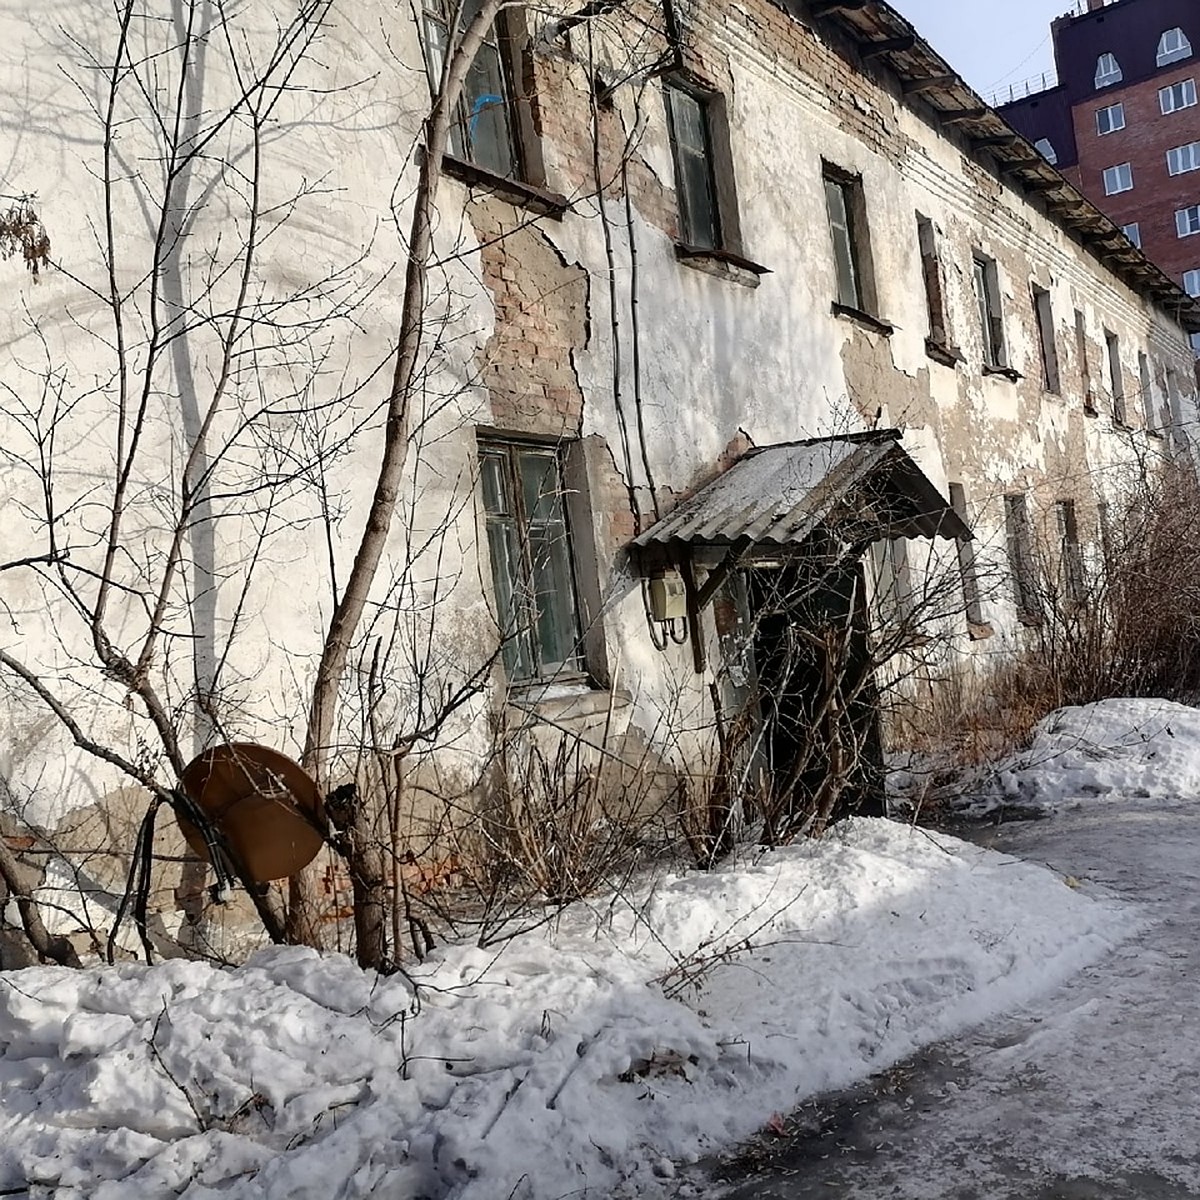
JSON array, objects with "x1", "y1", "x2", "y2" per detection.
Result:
[{"x1": 633, "y1": 430, "x2": 970, "y2": 554}]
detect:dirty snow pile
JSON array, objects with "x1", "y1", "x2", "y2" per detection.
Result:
[
  {"x1": 973, "y1": 697, "x2": 1200, "y2": 816},
  {"x1": 0, "y1": 817, "x2": 1129, "y2": 1200}
]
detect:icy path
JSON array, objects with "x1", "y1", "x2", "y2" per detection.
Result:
[{"x1": 711, "y1": 800, "x2": 1200, "y2": 1199}]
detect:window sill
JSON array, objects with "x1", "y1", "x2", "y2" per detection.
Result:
[
  {"x1": 438, "y1": 153, "x2": 569, "y2": 218},
  {"x1": 506, "y1": 681, "x2": 630, "y2": 724},
  {"x1": 674, "y1": 244, "x2": 770, "y2": 288},
  {"x1": 832, "y1": 303, "x2": 895, "y2": 337},
  {"x1": 968, "y1": 621, "x2": 994, "y2": 642},
  {"x1": 925, "y1": 338, "x2": 964, "y2": 368},
  {"x1": 1017, "y1": 612, "x2": 1044, "y2": 628},
  {"x1": 982, "y1": 363, "x2": 1022, "y2": 382}
]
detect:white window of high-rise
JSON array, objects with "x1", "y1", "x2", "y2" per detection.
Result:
[
  {"x1": 1096, "y1": 102, "x2": 1126, "y2": 134},
  {"x1": 1167, "y1": 142, "x2": 1200, "y2": 175},
  {"x1": 1157, "y1": 28, "x2": 1194, "y2": 68},
  {"x1": 1160, "y1": 79, "x2": 1198, "y2": 115},
  {"x1": 1122, "y1": 222, "x2": 1142, "y2": 247},
  {"x1": 1103, "y1": 162, "x2": 1133, "y2": 194},
  {"x1": 1177, "y1": 206, "x2": 1200, "y2": 237},
  {"x1": 1034, "y1": 138, "x2": 1058, "y2": 164},
  {"x1": 1095, "y1": 53, "x2": 1123, "y2": 89},
  {"x1": 1184, "y1": 269, "x2": 1200, "y2": 297}
]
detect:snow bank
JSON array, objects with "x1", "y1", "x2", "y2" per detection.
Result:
[
  {"x1": 0, "y1": 817, "x2": 1128, "y2": 1199},
  {"x1": 976, "y1": 698, "x2": 1200, "y2": 815}
]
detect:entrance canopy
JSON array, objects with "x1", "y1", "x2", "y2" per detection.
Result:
[{"x1": 634, "y1": 430, "x2": 970, "y2": 550}]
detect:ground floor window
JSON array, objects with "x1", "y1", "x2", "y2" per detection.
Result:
[{"x1": 479, "y1": 438, "x2": 584, "y2": 682}]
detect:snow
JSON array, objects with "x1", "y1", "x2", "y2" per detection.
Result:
[
  {"x1": 0, "y1": 814, "x2": 1128, "y2": 1200},
  {"x1": 970, "y1": 697, "x2": 1200, "y2": 815}
]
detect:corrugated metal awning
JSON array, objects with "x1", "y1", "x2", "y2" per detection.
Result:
[{"x1": 634, "y1": 431, "x2": 970, "y2": 549}]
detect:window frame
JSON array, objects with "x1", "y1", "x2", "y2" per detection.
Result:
[
  {"x1": 1096, "y1": 102, "x2": 1125, "y2": 135},
  {"x1": 1122, "y1": 222, "x2": 1142, "y2": 247},
  {"x1": 1157, "y1": 28, "x2": 1194, "y2": 68},
  {"x1": 1139, "y1": 350, "x2": 1159, "y2": 433},
  {"x1": 1095, "y1": 52, "x2": 1123, "y2": 89},
  {"x1": 823, "y1": 163, "x2": 879, "y2": 317},
  {"x1": 1033, "y1": 138, "x2": 1058, "y2": 164},
  {"x1": 478, "y1": 436, "x2": 588, "y2": 685},
  {"x1": 1103, "y1": 162, "x2": 1134, "y2": 194},
  {"x1": 973, "y1": 253, "x2": 1007, "y2": 370},
  {"x1": 1004, "y1": 493, "x2": 1041, "y2": 625},
  {"x1": 1177, "y1": 206, "x2": 1200, "y2": 238},
  {"x1": 1160, "y1": 79, "x2": 1197, "y2": 115},
  {"x1": 1167, "y1": 142, "x2": 1200, "y2": 176},
  {"x1": 1183, "y1": 268, "x2": 1200, "y2": 297},
  {"x1": 1055, "y1": 499, "x2": 1086, "y2": 606},
  {"x1": 1031, "y1": 283, "x2": 1061, "y2": 394},
  {"x1": 948, "y1": 482, "x2": 987, "y2": 631},
  {"x1": 1105, "y1": 329, "x2": 1127, "y2": 425},
  {"x1": 916, "y1": 212, "x2": 953, "y2": 355}
]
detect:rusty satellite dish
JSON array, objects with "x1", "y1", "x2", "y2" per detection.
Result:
[{"x1": 177, "y1": 743, "x2": 327, "y2": 883}]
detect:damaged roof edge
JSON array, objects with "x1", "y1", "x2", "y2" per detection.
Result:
[{"x1": 778, "y1": 0, "x2": 1200, "y2": 333}]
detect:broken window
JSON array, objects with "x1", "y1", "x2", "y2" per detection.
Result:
[
  {"x1": 1004, "y1": 493, "x2": 1041, "y2": 624},
  {"x1": 917, "y1": 214, "x2": 950, "y2": 349},
  {"x1": 479, "y1": 439, "x2": 585, "y2": 682},
  {"x1": 1106, "y1": 329, "x2": 1127, "y2": 424},
  {"x1": 665, "y1": 81, "x2": 722, "y2": 251},
  {"x1": 1138, "y1": 351, "x2": 1158, "y2": 432},
  {"x1": 422, "y1": 0, "x2": 525, "y2": 179},
  {"x1": 948, "y1": 483, "x2": 985, "y2": 629},
  {"x1": 973, "y1": 254, "x2": 1006, "y2": 369},
  {"x1": 1076, "y1": 309, "x2": 1097, "y2": 415},
  {"x1": 824, "y1": 165, "x2": 876, "y2": 314},
  {"x1": 1032, "y1": 284, "x2": 1060, "y2": 394},
  {"x1": 1056, "y1": 499, "x2": 1085, "y2": 605}
]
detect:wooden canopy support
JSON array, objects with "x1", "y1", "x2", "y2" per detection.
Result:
[{"x1": 860, "y1": 35, "x2": 915, "y2": 58}]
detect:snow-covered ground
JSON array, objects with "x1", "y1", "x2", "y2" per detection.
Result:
[
  {"x1": 2, "y1": 702, "x2": 1173, "y2": 1199},
  {"x1": 712, "y1": 698, "x2": 1200, "y2": 1199}
]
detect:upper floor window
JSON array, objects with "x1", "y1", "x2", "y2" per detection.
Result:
[
  {"x1": 1183, "y1": 269, "x2": 1200, "y2": 297},
  {"x1": 1103, "y1": 162, "x2": 1133, "y2": 194},
  {"x1": 917, "y1": 213, "x2": 950, "y2": 351},
  {"x1": 664, "y1": 81, "x2": 720, "y2": 251},
  {"x1": 1032, "y1": 283, "x2": 1060, "y2": 394},
  {"x1": 1122, "y1": 222, "x2": 1142, "y2": 247},
  {"x1": 1177, "y1": 206, "x2": 1200, "y2": 238},
  {"x1": 422, "y1": 0, "x2": 529, "y2": 181},
  {"x1": 824, "y1": 164, "x2": 879, "y2": 316},
  {"x1": 479, "y1": 439, "x2": 585, "y2": 683},
  {"x1": 973, "y1": 254, "x2": 1007, "y2": 370},
  {"x1": 1167, "y1": 142, "x2": 1200, "y2": 175},
  {"x1": 1096, "y1": 102, "x2": 1125, "y2": 135},
  {"x1": 1157, "y1": 28, "x2": 1193, "y2": 68},
  {"x1": 1095, "y1": 53, "x2": 1123, "y2": 89},
  {"x1": 1034, "y1": 138, "x2": 1058, "y2": 164},
  {"x1": 1161, "y1": 79, "x2": 1197, "y2": 114}
]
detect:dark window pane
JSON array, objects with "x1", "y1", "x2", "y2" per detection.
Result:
[
  {"x1": 667, "y1": 85, "x2": 720, "y2": 249},
  {"x1": 487, "y1": 520, "x2": 534, "y2": 677},
  {"x1": 518, "y1": 449, "x2": 560, "y2": 524},
  {"x1": 463, "y1": 41, "x2": 515, "y2": 177},
  {"x1": 528, "y1": 526, "x2": 583, "y2": 671},
  {"x1": 480, "y1": 451, "x2": 509, "y2": 515},
  {"x1": 825, "y1": 178, "x2": 859, "y2": 308}
]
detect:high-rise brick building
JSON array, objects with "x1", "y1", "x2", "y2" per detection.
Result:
[{"x1": 1000, "y1": 0, "x2": 1200, "y2": 325}]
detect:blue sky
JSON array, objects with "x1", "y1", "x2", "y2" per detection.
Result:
[{"x1": 893, "y1": 0, "x2": 1075, "y2": 103}]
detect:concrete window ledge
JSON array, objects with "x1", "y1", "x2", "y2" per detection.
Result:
[
  {"x1": 506, "y1": 682, "x2": 631, "y2": 725},
  {"x1": 968, "y1": 621, "x2": 995, "y2": 642},
  {"x1": 674, "y1": 243, "x2": 769, "y2": 288},
  {"x1": 438, "y1": 153, "x2": 570, "y2": 219},
  {"x1": 982, "y1": 363, "x2": 1022, "y2": 383},
  {"x1": 832, "y1": 302, "x2": 895, "y2": 337},
  {"x1": 925, "y1": 337, "x2": 964, "y2": 368}
]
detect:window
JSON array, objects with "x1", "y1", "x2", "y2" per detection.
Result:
[
  {"x1": 973, "y1": 254, "x2": 1007, "y2": 369},
  {"x1": 1034, "y1": 138, "x2": 1058, "y2": 164},
  {"x1": 1103, "y1": 162, "x2": 1133, "y2": 194},
  {"x1": 1160, "y1": 79, "x2": 1197, "y2": 114},
  {"x1": 1106, "y1": 329, "x2": 1127, "y2": 424},
  {"x1": 1076, "y1": 309, "x2": 1096, "y2": 415},
  {"x1": 1184, "y1": 269, "x2": 1200, "y2": 296},
  {"x1": 1167, "y1": 142, "x2": 1200, "y2": 175},
  {"x1": 665, "y1": 81, "x2": 720, "y2": 251},
  {"x1": 1139, "y1": 350, "x2": 1158, "y2": 431},
  {"x1": 1095, "y1": 53, "x2": 1123, "y2": 89},
  {"x1": 917, "y1": 213, "x2": 949, "y2": 348},
  {"x1": 1178, "y1": 207, "x2": 1200, "y2": 238},
  {"x1": 1032, "y1": 284, "x2": 1060, "y2": 394},
  {"x1": 479, "y1": 439, "x2": 584, "y2": 682},
  {"x1": 948, "y1": 483, "x2": 985, "y2": 629},
  {"x1": 1122, "y1": 222, "x2": 1142, "y2": 247},
  {"x1": 1096, "y1": 102, "x2": 1125, "y2": 134},
  {"x1": 870, "y1": 538, "x2": 913, "y2": 626},
  {"x1": 422, "y1": 0, "x2": 528, "y2": 180},
  {"x1": 1005, "y1": 493, "x2": 1040, "y2": 623},
  {"x1": 1056, "y1": 500, "x2": 1085, "y2": 605},
  {"x1": 824, "y1": 165, "x2": 877, "y2": 314},
  {"x1": 1157, "y1": 28, "x2": 1193, "y2": 68}
]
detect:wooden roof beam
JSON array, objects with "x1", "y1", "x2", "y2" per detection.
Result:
[
  {"x1": 809, "y1": 0, "x2": 868, "y2": 15},
  {"x1": 861, "y1": 35, "x2": 916, "y2": 58}
]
